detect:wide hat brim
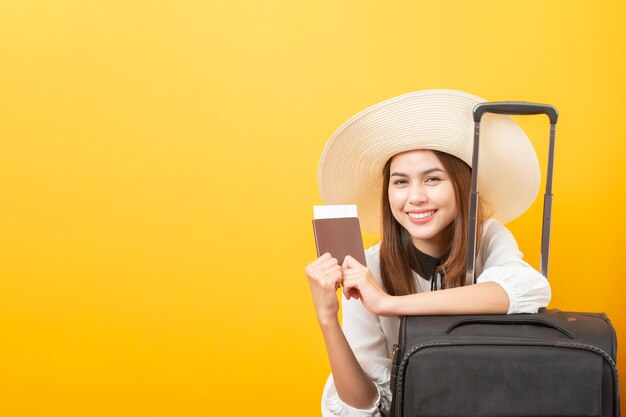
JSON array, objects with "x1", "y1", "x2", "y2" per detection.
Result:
[{"x1": 318, "y1": 89, "x2": 540, "y2": 235}]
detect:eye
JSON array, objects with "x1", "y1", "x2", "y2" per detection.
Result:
[
  {"x1": 392, "y1": 179, "x2": 409, "y2": 185},
  {"x1": 425, "y1": 176, "x2": 441, "y2": 184}
]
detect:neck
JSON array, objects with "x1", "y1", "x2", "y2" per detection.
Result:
[
  {"x1": 412, "y1": 241, "x2": 446, "y2": 258},
  {"x1": 412, "y1": 225, "x2": 452, "y2": 258}
]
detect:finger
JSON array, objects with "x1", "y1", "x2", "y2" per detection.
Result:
[
  {"x1": 341, "y1": 274, "x2": 359, "y2": 292},
  {"x1": 342, "y1": 282, "x2": 360, "y2": 300},
  {"x1": 311, "y1": 252, "x2": 333, "y2": 267},
  {"x1": 317, "y1": 263, "x2": 342, "y2": 281},
  {"x1": 308, "y1": 265, "x2": 341, "y2": 290},
  {"x1": 319, "y1": 275, "x2": 341, "y2": 291},
  {"x1": 307, "y1": 258, "x2": 339, "y2": 279},
  {"x1": 342, "y1": 280, "x2": 360, "y2": 300},
  {"x1": 320, "y1": 257, "x2": 340, "y2": 270},
  {"x1": 321, "y1": 266, "x2": 343, "y2": 288},
  {"x1": 306, "y1": 253, "x2": 330, "y2": 275},
  {"x1": 341, "y1": 273, "x2": 356, "y2": 295},
  {"x1": 347, "y1": 288, "x2": 360, "y2": 300},
  {"x1": 340, "y1": 268, "x2": 363, "y2": 280},
  {"x1": 313, "y1": 257, "x2": 339, "y2": 275},
  {"x1": 342, "y1": 255, "x2": 364, "y2": 269},
  {"x1": 318, "y1": 262, "x2": 341, "y2": 277}
]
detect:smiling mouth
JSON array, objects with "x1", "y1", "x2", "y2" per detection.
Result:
[{"x1": 407, "y1": 210, "x2": 436, "y2": 219}]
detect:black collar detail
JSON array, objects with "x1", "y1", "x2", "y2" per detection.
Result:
[{"x1": 409, "y1": 246, "x2": 447, "y2": 281}]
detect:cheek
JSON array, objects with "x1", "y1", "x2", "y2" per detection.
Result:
[
  {"x1": 387, "y1": 188, "x2": 404, "y2": 210},
  {"x1": 431, "y1": 185, "x2": 456, "y2": 208}
]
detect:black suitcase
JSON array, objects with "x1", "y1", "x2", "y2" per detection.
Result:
[
  {"x1": 391, "y1": 311, "x2": 619, "y2": 417},
  {"x1": 389, "y1": 102, "x2": 620, "y2": 417}
]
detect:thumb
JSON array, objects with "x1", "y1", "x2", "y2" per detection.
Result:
[{"x1": 342, "y1": 255, "x2": 362, "y2": 269}]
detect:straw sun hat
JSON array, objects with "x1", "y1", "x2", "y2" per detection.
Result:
[{"x1": 318, "y1": 89, "x2": 540, "y2": 235}]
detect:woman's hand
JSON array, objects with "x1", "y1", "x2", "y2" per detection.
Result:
[
  {"x1": 341, "y1": 256, "x2": 393, "y2": 316},
  {"x1": 305, "y1": 253, "x2": 343, "y2": 326}
]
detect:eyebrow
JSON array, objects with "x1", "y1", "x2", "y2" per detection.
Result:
[{"x1": 390, "y1": 167, "x2": 445, "y2": 177}]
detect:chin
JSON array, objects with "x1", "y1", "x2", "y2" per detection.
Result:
[{"x1": 407, "y1": 229, "x2": 439, "y2": 242}]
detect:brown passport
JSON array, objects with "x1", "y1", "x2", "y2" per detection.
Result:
[{"x1": 312, "y1": 215, "x2": 367, "y2": 265}]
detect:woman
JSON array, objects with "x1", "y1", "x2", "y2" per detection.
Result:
[{"x1": 306, "y1": 90, "x2": 552, "y2": 417}]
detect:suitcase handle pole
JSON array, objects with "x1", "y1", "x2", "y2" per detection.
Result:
[{"x1": 466, "y1": 102, "x2": 559, "y2": 285}]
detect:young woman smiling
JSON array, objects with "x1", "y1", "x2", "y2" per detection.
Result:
[{"x1": 306, "y1": 90, "x2": 551, "y2": 417}]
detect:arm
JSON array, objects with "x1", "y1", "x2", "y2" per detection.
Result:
[
  {"x1": 306, "y1": 253, "x2": 379, "y2": 411},
  {"x1": 342, "y1": 255, "x2": 508, "y2": 316},
  {"x1": 319, "y1": 320, "x2": 379, "y2": 409},
  {"x1": 384, "y1": 281, "x2": 509, "y2": 316}
]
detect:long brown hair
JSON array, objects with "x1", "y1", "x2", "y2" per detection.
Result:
[{"x1": 379, "y1": 150, "x2": 484, "y2": 296}]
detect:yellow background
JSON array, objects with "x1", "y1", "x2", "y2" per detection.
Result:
[{"x1": 1, "y1": 1, "x2": 625, "y2": 415}]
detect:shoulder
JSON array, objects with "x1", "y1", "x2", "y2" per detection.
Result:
[
  {"x1": 480, "y1": 218, "x2": 517, "y2": 247},
  {"x1": 481, "y1": 217, "x2": 507, "y2": 236},
  {"x1": 477, "y1": 217, "x2": 524, "y2": 268}
]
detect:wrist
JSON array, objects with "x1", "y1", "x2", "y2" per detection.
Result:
[
  {"x1": 379, "y1": 294, "x2": 397, "y2": 317},
  {"x1": 317, "y1": 314, "x2": 340, "y2": 331}
]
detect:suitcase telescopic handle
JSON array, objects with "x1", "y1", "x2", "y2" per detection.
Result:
[
  {"x1": 466, "y1": 102, "x2": 559, "y2": 286},
  {"x1": 473, "y1": 102, "x2": 559, "y2": 124}
]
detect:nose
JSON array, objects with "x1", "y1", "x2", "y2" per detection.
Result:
[{"x1": 408, "y1": 183, "x2": 428, "y2": 205}]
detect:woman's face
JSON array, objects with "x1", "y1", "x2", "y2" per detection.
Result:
[{"x1": 388, "y1": 150, "x2": 457, "y2": 257}]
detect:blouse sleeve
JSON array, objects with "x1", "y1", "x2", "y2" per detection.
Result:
[
  {"x1": 475, "y1": 219, "x2": 552, "y2": 314},
  {"x1": 321, "y1": 245, "x2": 392, "y2": 417}
]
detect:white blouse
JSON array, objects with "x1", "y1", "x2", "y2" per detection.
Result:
[{"x1": 321, "y1": 218, "x2": 552, "y2": 417}]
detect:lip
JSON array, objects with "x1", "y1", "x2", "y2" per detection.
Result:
[
  {"x1": 406, "y1": 209, "x2": 437, "y2": 214},
  {"x1": 406, "y1": 209, "x2": 437, "y2": 225}
]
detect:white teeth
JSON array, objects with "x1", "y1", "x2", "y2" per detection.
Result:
[{"x1": 408, "y1": 211, "x2": 434, "y2": 219}]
